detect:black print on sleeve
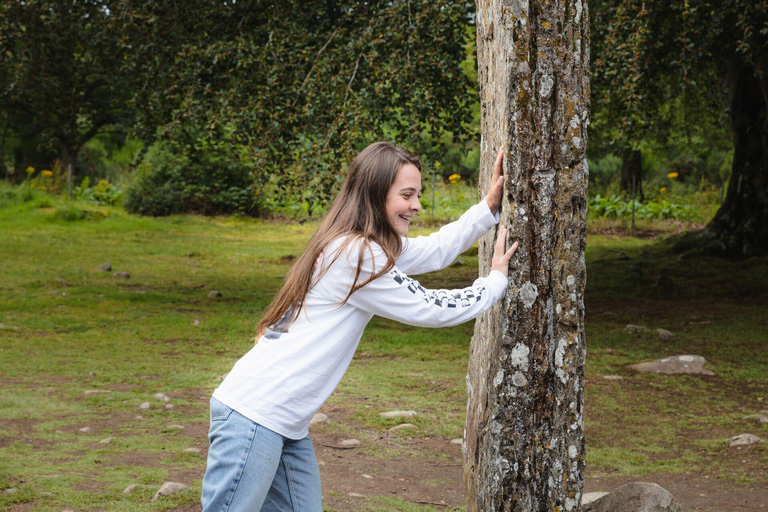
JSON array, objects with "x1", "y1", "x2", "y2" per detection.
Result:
[{"x1": 389, "y1": 270, "x2": 485, "y2": 309}]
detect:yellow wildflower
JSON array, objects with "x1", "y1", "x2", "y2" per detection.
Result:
[
  {"x1": 41, "y1": 170, "x2": 53, "y2": 177},
  {"x1": 667, "y1": 172, "x2": 679, "y2": 179},
  {"x1": 448, "y1": 173, "x2": 461, "y2": 184},
  {"x1": 435, "y1": 162, "x2": 442, "y2": 168},
  {"x1": 26, "y1": 166, "x2": 35, "y2": 174},
  {"x1": 99, "y1": 180, "x2": 108, "y2": 186},
  {"x1": 660, "y1": 187, "x2": 667, "y2": 193}
]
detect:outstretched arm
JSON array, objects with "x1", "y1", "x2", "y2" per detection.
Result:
[{"x1": 397, "y1": 148, "x2": 507, "y2": 275}]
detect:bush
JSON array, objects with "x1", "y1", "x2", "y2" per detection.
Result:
[{"x1": 124, "y1": 135, "x2": 257, "y2": 216}]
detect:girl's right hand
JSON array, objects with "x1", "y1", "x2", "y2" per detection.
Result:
[{"x1": 491, "y1": 226, "x2": 518, "y2": 277}]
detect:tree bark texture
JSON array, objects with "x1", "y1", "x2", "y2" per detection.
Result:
[
  {"x1": 464, "y1": 1, "x2": 590, "y2": 511},
  {"x1": 707, "y1": 60, "x2": 768, "y2": 257}
]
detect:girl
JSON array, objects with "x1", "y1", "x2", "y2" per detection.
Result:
[{"x1": 202, "y1": 141, "x2": 517, "y2": 511}]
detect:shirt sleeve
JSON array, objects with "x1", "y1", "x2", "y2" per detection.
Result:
[
  {"x1": 396, "y1": 201, "x2": 499, "y2": 275},
  {"x1": 338, "y1": 241, "x2": 508, "y2": 328}
]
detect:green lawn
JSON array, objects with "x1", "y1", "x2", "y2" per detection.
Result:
[{"x1": 1, "y1": 191, "x2": 766, "y2": 511}]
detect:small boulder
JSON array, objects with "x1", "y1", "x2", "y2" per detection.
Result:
[
  {"x1": 165, "y1": 403, "x2": 175, "y2": 410},
  {"x1": 153, "y1": 392, "x2": 170, "y2": 402},
  {"x1": 122, "y1": 484, "x2": 139, "y2": 494},
  {"x1": 151, "y1": 482, "x2": 190, "y2": 501},
  {"x1": 388, "y1": 423, "x2": 417, "y2": 433},
  {"x1": 310, "y1": 413, "x2": 331, "y2": 426},
  {"x1": 656, "y1": 328, "x2": 674, "y2": 341},
  {"x1": 98, "y1": 263, "x2": 112, "y2": 271},
  {"x1": 139, "y1": 402, "x2": 151, "y2": 410},
  {"x1": 99, "y1": 437, "x2": 113, "y2": 444},
  {"x1": 603, "y1": 375, "x2": 624, "y2": 381},
  {"x1": 624, "y1": 325, "x2": 647, "y2": 335},
  {"x1": 83, "y1": 390, "x2": 112, "y2": 396},
  {"x1": 208, "y1": 290, "x2": 222, "y2": 298},
  {"x1": 743, "y1": 414, "x2": 768, "y2": 425},
  {"x1": 450, "y1": 438, "x2": 464, "y2": 446},
  {"x1": 380, "y1": 410, "x2": 417, "y2": 419},
  {"x1": 339, "y1": 439, "x2": 360, "y2": 448},
  {"x1": 183, "y1": 447, "x2": 202, "y2": 453},
  {"x1": 79, "y1": 427, "x2": 91, "y2": 432},
  {"x1": 113, "y1": 271, "x2": 130, "y2": 279},
  {"x1": 582, "y1": 492, "x2": 609, "y2": 505},
  {"x1": 629, "y1": 355, "x2": 715, "y2": 376},
  {"x1": 192, "y1": 319, "x2": 201, "y2": 326},
  {"x1": 582, "y1": 482, "x2": 682, "y2": 512},
  {"x1": 728, "y1": 434, "x2": 762, "y2": 447},
  {"x1": 347, "y1": 492, "x2": 364, "y2": 498},
  {"x1": 166, "y1": 424, "x2": 185, "y2": 430}
]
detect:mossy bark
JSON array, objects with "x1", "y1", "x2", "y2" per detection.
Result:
[{"x1": 464, "y1": 0, "x2": 590, "y2": 510}]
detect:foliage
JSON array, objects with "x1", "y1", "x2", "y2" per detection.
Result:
[
  {"x1": 124, "y1": 129, "x2": 257, "y2": 216},
  {"x1": 589, "y1": 194, "x2": 695, "y2": 221},
  {"x1": 72, "y1": 177, "x2": 124, "y2": 206}
]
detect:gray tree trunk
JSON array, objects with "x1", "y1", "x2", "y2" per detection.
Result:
[{"x1": 464, "y1": 0, "x2": 590, "y2": 511}]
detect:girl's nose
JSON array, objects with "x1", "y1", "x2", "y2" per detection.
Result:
[{"x1": 413, "y1": 198, "x2": 422, "y2": 212}]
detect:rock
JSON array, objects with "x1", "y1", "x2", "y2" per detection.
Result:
[
  {"x1": 113, "y1": 271, "x2": 130, "y2": 278},
  {"x1": 603, "y1": 375, "x2": 624, "y2": 380},
  {"x1": 99, "y1": 437, "x2": 113, "y2": 444},
  {"x1": 166, "y1": 424, "x2": 185, "y2": 430},
  {"x1": 582, "y1": 482, "x2": 682, "y2": 512},
  {"x1": 629, "y1": 355, "x2": 715, "y2": 376},
  {"x1": 361, "y1": 474, "x2": 373, "y2": 479},
  {"x1": 339, "y1": 439, "x2": 360, "y2": 448},
  {"x1": 153, "y1": 392, "x2": 170, "y2": 402},
  {"x1": 582, "y1": 492, "x2": 609, "y2": 505},
  {"x1": 151, "y1": 482, "x2": 190, "y2": 501},
  {"x1": 728, "y1": 434, "x2": 762, "y2": 447},
  {"x1": 347, "y1": 492, "x2": 364, "y2": 498},
  {"x1": 743, "y1": 414, "x2": 768, "y2": 425},
  {"x1": 183, "y1": 447, "x2": 202, "y2": 453},
  {"x1": 98, "y1": 263, "x2": 112, "y2": 271},
  {"x1": 388, "y1": 423, "x2": 417, "y2": 432},
  {"x1": 657, "y1": 328, "x2": 674, "y2": 341},
  {"x1": 165, "y1": 403, "x2": 175, "y2": 410},
  {"x1": 3, "y1": 488, "x2": 18, "y2": 494},
  {"x1": 192, "y1": 318, "x2": 201, "y2": 326},
  {"x1": 122, "y1": 484, "x2": 139, "y2": 494},
  {"x1": 139, "y1": 402, "x2": 151, "y2": 410},
  {"x1": 79, "y1": 427, "x2": 91, "y2": 432},
  {"x1": 134, "y1": 415, "x2": 143, "y2": 420},
  {"x1": 310, "y1": 413, "x2": 331, "y2": 426},
  {"x1": 450, "y1": 438, "x2": 464, "y2": 446},
  {"x1": 208, "y1": 290, "x2": 222, "y2": 298},
  {"x1": 0, "y1": 323, "x2": 19, "y2": 331},
  {"x1": 379, "y1": 410, "x2": 417, "y2": 419},
  {"x1": 624, "y1": 324, "x2": 647, "y2": 334},
  {"x1": 83, "y1": 390, "x2": 112, "y2": 395}
]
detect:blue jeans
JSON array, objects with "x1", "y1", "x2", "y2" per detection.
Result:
[{"x1": 201, "y1": 398, "x2": 322, "y2": 512}]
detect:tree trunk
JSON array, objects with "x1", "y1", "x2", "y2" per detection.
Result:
[
  {"x1": 619, "y1": 149, "x2": 643, "y2": 202},
  {"x1": 706, "y1": 60, "x2": 768, "y2": 257},
  {"x1": 464, "y1": 0, "x2": 590, "y2": 510}
]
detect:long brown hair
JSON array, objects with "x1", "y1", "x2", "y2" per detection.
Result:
[{"x1": 256, "y1": 141, "x2": 421, "y2": 338}]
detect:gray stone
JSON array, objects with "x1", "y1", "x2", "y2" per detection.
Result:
[
  {"x1": 388, "y1": 423, "x2": 417, "y2": 432},
  {"x1": 728, "y1": 433, "x2": 762, "y2": 447},
  {"x1": 153, "y1": 392, "x2": 170, "y2": 402},
  {"x1": 309, "y1": 413, "x2": 331, "y2": 426},
  {"x1": 122, "y1": 484, "x2": 139, "y2": 494},
  {"x1": 450, "y1": 438, "x2": 464, "y2": 446},
  {"x1": 582, "y1": 492, "x2": 609, "y2": 505},
  {"x1": 379, "y1": 410, "x2": 417, "y2": 419},
  {"x1": 3, "y1": 488, "x2": 18, "y2": 494},
  {"x1": 0, "y1": 323, "x2": 19, "y2": 331},
  {"x1": 139, "y1": 402, "x2": 151, "y2": 410},
  {"x1": 79, "y1": 427, "x2": 91, "y2": 432},
  {"x1": 603, "y1": 375, "x2": 624, "y2": 381},
  {"x1": 98, "y1": 263, "x2": 111, "y2": 271},
  {"x1": 743, "y1": 414, "x2": 768, "y2": 425},
  {"x1": 347, "y1": 492, "x2": 364, "y2": 498},
  {"x1": 113, "y1": 271, "x2": 130, "y2": 278},
  {"x1": 183, "y1": 447, "x2": 202, "y2": 453},
  {"x1": 151, "y1": 482, "x2": 190, "y2": 501},
  {"x1": 192, "y1": 318, "x2": 201, "y2": 326},
  {"x1": 656, "y1": 328, "x2": 674, "y2": 341},
  {"x1": 166, "y1": 424, "x2": 185, "y2": 430},
  {"x1": 582, "y1": 482, "x2": 682, "y2": 512},
  {"x1": 165, "y1": 403, "x2": 175, "y2": 410},
  {"x1": 361, "y1": 474, "x2": 373, "y2": 479},
  {"x1": 83, "y1": 390, "x2": 112, "y2": 395},
  {"x1": 208, "y1": 290, "x2": 222, "y2": 298},
  {"x1": 339, "y1": 439, "x2": 360, "y2": 448},
  {"x1": 624, "y1": 324, "x2": 647, "y2": 334},
  {"x1": 99, "y1": 437, "x2": 113, "y2": 444},
  {"x1": 629, "y1": 355, "x2": 715, "y2": 376}
]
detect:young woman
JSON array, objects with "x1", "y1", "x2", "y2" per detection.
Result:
[{"x1": 201, "y1": 141, "x2": 517, "y2": 511}]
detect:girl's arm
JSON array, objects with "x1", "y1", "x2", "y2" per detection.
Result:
[{"x1": 397, "y1": 147, "x2": 506, "y2": 275}]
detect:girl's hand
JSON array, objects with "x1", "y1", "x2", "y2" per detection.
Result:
[
  {"x1": 485, "y1": 147, "x2": 505, "y2": 214},
  {"x1": 491, "y1": 226, "x2": 518, "y2": 278}
]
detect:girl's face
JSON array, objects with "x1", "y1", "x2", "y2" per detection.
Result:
[{"x1": 385, "y1": 164, "x2": 422, "y2": 235}]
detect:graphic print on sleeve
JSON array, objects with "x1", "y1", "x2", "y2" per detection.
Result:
[{"x1": 390, "y1": 270, "x2": 485, "y2": 309}]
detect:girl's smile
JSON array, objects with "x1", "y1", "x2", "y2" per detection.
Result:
[{"x1": 385, "y1": 163, "x2": 423, "y2": 235}]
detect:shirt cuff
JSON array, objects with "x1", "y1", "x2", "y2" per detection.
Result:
[
  {"x1": 484, "y1": 270, "x2": 509, "y2": 301},
  {"x1": 475, "y1": 200, "x2": 500, "y2": 230}
]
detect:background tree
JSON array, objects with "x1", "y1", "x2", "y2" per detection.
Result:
[
  {"x1": 591, "y1": 0, "x2": 768, "y2": 256},
  {"x1": 0, "y1": 1, "x2": 133, "y2": 178},
  {"x1": 464, "y1": 0, "x2": 589, "y2": 510}
]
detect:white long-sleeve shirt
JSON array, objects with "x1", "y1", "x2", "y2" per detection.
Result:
[{"x1": 213, "y1": 201, "x2": 508, "y2": 439}]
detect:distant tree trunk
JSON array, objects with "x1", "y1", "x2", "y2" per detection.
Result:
[
  {"x1": 619, "y1": 149, "x2": 643, "y2": 202},
  {"x1": 464, "y1": 0, "x2": 589, "y2": 510},
  {"x1": 706, "y1": 60, "x2": 768, "y2": 257}
]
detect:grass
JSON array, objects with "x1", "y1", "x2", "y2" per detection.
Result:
[{"x1": 1, "y1": 183, "x2": 766, "y2": 510}]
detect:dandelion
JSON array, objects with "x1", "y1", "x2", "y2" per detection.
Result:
[
  {"x1": 26, "y1": 166, "x2": 35, "y2": 174},
  {"x1": 435, "y1": 162, "x2": 442, "y2": 168},
  {"x1": 667, "y1": 172, "x2": 679, "y2": 179},
  {"x1": 448, "y1": 173, "x2": 461, "y2": 185},
  {"x1": 41, "y1": 170, "x2": 53, "y2": 177},
  {"x1": 660, "y1": 187, "x2": 667, "y2": 193}
]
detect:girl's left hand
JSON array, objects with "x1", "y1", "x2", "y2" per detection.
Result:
[{"x1": 485, "y1": 147, "x2": 504, "y2": 214}]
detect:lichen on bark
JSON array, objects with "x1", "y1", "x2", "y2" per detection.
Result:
[{"x1": 464, "y1": 0, "x2": 590, "y2": 510}]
